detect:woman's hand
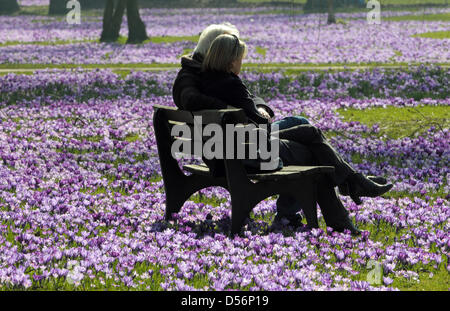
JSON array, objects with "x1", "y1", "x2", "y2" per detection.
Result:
[{"x1": 258, "y1": 107, "x2": 271, "y2": 120}]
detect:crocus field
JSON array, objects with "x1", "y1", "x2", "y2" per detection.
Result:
[
  {"x1": 0, "y1": 66, "x2": 448, "y2": 291},
  {"x1": 0, "y1": 6, "x2": 449, "y2": 65},
  {"x1": 0, "y1": 3, "x2": 449, "y2": 292}
]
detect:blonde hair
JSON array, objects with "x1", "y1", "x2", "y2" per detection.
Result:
[
  {"x1": 193, "y1": 23, "x2": 240, "y2": 57},
  {"x1": 202, "y1": 34, "x2": 247, "y2": 73}
]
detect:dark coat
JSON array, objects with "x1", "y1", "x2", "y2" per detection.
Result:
[
  {"x1": 172, "y1": 53, "x2": 227, "y2": 111},
  {"x1": 172, "y1": 55, "x2": 278, "y2": 176},
  {"x1": 200, "y1": 70, "x2": 285, "y2": 173},
  {"x1": 173, "y1": 53, "x2": 275, "y2": 116},
  {"x1": 199, "y1": 70, "x2": 273, "y2": 125}
]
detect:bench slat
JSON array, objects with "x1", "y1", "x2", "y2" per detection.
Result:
[
  {"x1": 154, "y1": 104, "x2": 248, "y2": 125},
  {"x1": 184, "y1": 163, "x2": 334, "y2": 181}
]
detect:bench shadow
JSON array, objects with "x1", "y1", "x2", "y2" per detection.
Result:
[{"x1": 148, "y1": 213, "x2": 311, "y2": 239}]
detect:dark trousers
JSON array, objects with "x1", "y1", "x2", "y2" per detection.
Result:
[
  {"x1": 277, "y1": 124, "x2": 355, "y2": 185},
  {"x1": 275, "y1": 125, "x2": 354, "y2": 226}
]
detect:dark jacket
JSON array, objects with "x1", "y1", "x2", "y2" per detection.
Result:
[
  {"x1": 173, "y1": 53, "x2": 275, "y2": 117},
  {"x1": 200, "y1": 70, "x2": 283, "y2": 173},
  {"x1": 172, "y1": 54, "x2": 278, "y2": 175},
  {"x1": 172, "y1": 53, "x2": 228, "y2": 111},
  {"x1": 200, "y1": 70, "x2": 273, "y2": 125}
]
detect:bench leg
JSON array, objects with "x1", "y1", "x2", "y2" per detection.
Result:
[
  {"x1": 292, "y1": 178, "x2": 319, "y2": 229},
  {"x1": 165, "y1": 174, "x2": 227, "y2": 221},
  {"x1": 228, "y1": 182, "x2": 320, "y2": 235},
  {"x1": 223, "y1": 160, "x2": 323, "y2": 234},
  {"x1": 248, "y1": 178, "x2": 320, "y2": 230},
  {"x1": 230, "y1": 193, "x2": 257, "y2": 235}
]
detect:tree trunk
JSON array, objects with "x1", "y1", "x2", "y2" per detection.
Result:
[
  {"x1": 327, "y1": 0, "x2": 336, "y2": 24},
  {"x1": 305, "y1": 0, "x2": 364, "y2": 12},
  {"x1": 100, "y1": 0, "x2": 148, "y2": 44},
  {"x1": 79, "y1": 0, "x2": 106, "y2": 9},
  {"x1": 49, "y1": 0, "x2": 70, "y2": 15},
  {"x1": 100, "y1": 0, "x2": 126, "y2": 42},
  {"x1": 126, "y1": 0, "x2": 148, "y2": 44},
  {"x1": 0, "y1": 0, "x2": 20, "y2": 14}
]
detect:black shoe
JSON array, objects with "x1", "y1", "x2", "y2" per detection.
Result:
[
  {"x1": 346, "y1": 173, "x2": 393, "y2": 205},
  {"x1": 331, "y1": 218, "x2": 361, "y2": 236},
  {"x1": 338, "y1": 176, "x2": 387, "y2": 196},
  {"x1": 273, "y1": 213, "x2": 303, "y2": 228}
]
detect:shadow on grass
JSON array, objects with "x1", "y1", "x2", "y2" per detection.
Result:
[{"x1": 148, "y1": 211, "x2": 313, "y2": 239}]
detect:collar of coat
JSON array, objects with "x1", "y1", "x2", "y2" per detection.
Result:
[{"x1": 180, "y1": 52, "x2": 204, "y2": 71}]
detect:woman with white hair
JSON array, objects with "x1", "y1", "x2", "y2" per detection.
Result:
[
  {"x1": 172, "y1": 23, "x2": 240, "y2": 112},
  {"x1": 173, "y1": 23, "x2": 311, "y2": 226},
  {"x1": 196, "y1": 34, "x2": 393, "y2": 235},
  {"x1": 173, "y1": 23, "x2": 279, "y2": 118},
  {"x1": 193, "y1": 23, "x2": 240, "y2": 59},
  {"x1": 171, "y1": 25, "x2": 390, "y2": 232}
]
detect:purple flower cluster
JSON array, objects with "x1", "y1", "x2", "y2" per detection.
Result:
[
  {"x1": 0, "y1": 68, "x2": 448, "y2": 290},
  {"x1": 17, "y1": 0, "x2": 47, "y2": 5},
  {"x1": 0, "y1": 7, "x2": 448, "y2": 64},
  {"x1": 1, "y1": 65, "x2": 447, "y2": 104}
]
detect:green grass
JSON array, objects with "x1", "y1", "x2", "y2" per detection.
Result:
[
  {"x1": 2, "y1": 103, "x2": 449, "y2": 291},
  {"x1": 379, "y1": 0, "x2": 450, "y2": 5},
  {"x1": 15, "y1": 5, "x2": 48, "y2": 16},
  {"x1": 14, "y1": 5, "x2": 101, "y2": 17},
  {"x1": 0, "y1": 39, "x2": 94, "y2": 47},
  {"x1": 238, "y1": 0, "x2": 306, "y2": 3},
  {"x1": 1, "y1": 62, "x2": 449, "y2": 73},
  {"x1": 240, "y1": 0, "x2": 449, "y2": 4},
  {"x1": 338, "y1": 105, "x2": 450, "y2": 139},
  {"x1": 255, "y1": 46, "x2": 267, "y2": 57},
  {"x1": 0, "y1": 63, "x2": 180, "y2": 70},
  {"x1": 0, "y1": 35, "x2": 200, "y2": 47},
  {"x1": 116, "y1": 35, "x2": 199, "y2": 45},
  {"x1": 391, "y1": 264, "x2": 449, "y2": 291},
  {"x1": 385, "y1": 12, "x2": 450, "y2": 22},
  {"x1": 413, "y1": 30, "x2": 450, "y2": 39}
]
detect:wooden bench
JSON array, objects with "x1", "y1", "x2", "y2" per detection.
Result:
[{"x1": 153, "y1": 104, "x2": 335, "y2": 235}]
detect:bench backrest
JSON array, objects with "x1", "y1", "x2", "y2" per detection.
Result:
[{"x1": 153, "y1": 104, "x2": 249, "y2": 177}]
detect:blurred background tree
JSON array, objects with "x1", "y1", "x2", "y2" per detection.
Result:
[
  {"x1": 327, "y1": 0, "x2": 336, "y2": 24},
  {"x1": 0, "y1": 0, "x2": 20, "y2": 14},
  {"x1": 304, "y1": 0, "x2": 365, "y2": 24},
  {"x1": 79, "y1": 0, "x2": 106, "y2": 8},
  {"x1": 305, "y1": 0, "x2": 365, "y2": 11},
  {"x1": 100, "y1": 0, "x2": 148, "y2": 44},
  {"x1": 48, "y1": 0, "x2": 68, "y2": 15}
]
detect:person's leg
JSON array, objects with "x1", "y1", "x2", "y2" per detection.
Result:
[
  {"x1": 276, "y1": 139, "x2": 358, "y2": 233},
  {"x1": 276, "y1": 139, "x2": 313, "y2": 219},
  {"x1": 272, "y1": 116, "x2": 310, "y2": 131},
  {"x1": 316, "y1": 176, "x2": 349, "y2": 225},
  {"x1": 316, "y1": 176, "x2": 360, "y2": 235},
  {"x1": 276, "y1": 123, "x2": 393, "y2": 204},
  {"x1": 277, "y1": 124, "x2": 356, "y2": 185}
]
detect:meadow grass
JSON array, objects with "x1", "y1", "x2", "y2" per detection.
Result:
[
  {"x1": 1, "y1": 62, "x2": 449, "y2": 73},
  {"x1": 10, "y1": 1, "x2": 450, "y2": 21},
  {"x1": 1, "y1": 102, "x2": 448, "y2": 291},
  {"x1": 1, "y1": 3, "x2": 448, "y2": 287},
  {"x1": 385, "y1": 12, "x2": 450, "y2": 21},
  {"x1": 255, "y1": 46, "x2": 268, "y2": 57},
  {"x1": 0, "y1": 39, "x2": 94, "y2": 47},
  {"x1": 239, "y1": 0, "x2": 449, "y2": 5},
  {"x1": 337, "y1": 105, "x2": 450, "y2": 139},
  {"x1": 0, "y1": 35, "x2": 200, "y2": 47},
  {"x1": 413, "y1": 30, "x2": 450, "y2": 39}
]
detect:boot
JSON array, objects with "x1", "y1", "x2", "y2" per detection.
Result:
[
  {"x1": 338, "y1": 176, "x2": 387, "y2": 196},
  {"x1": 331, "y1": 217, "x2": 361, "y2": 236},
  {"x1": 273, "y1": 213, "x2": 303, "y2": 228},
  {"x1": 346, "y1": 173, "x2": 393, "y2": 205}
]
